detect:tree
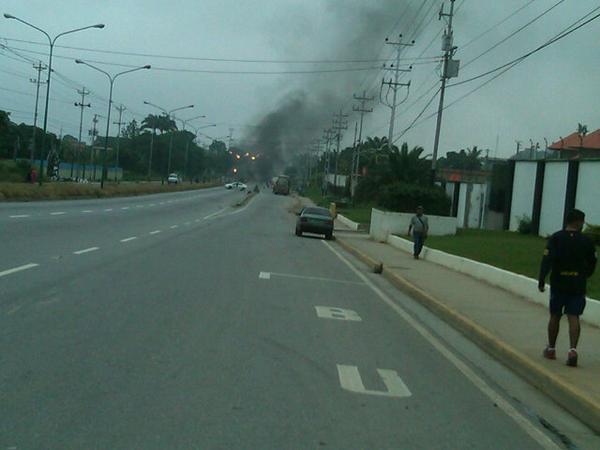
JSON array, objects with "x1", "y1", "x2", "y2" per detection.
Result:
[
  {"x1": 438, "y1": 146, "x2": 484, "y2": 171},
  {"x1": 209, "y1": 140, "x2": 227, "y2": 153},
  {"x1": 0, "y1": 110, "x2": 10, "y2": 130},
  {"x1": 122, "y1": 119, "x2": 140, "y2": 139}
]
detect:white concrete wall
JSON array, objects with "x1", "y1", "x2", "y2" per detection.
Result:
[
  {"x1": 539, "y1": 162, "x2": 568, "y2": 236},
  {"x1": 370, "y1": 208, "x2": 457, "y2": 241},
  {"x1": 325, "y1": 174, "x2": 348, "y2": 187},
  {"x1": 457, "y1": 185, "x2": 467, "y2": 228},
  {"x1": 387, "y1": 235, "x2": 600, "y2": 328},
  {"x1": 576, "y1": 161, "x2": 600, "y2": 226},
  {"x1": 509, "y1": 161, "x2": 537, "y2": 231},
  {"x1": 337, "y1": 214, "x2": 360, "y2": 231}
]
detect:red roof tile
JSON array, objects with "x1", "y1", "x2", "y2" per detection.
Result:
[{"x1": 549, "y1": 129, "x2": 600, "y2": 151}]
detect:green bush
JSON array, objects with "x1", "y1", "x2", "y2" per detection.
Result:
[
  {"x1": 584, "y1": 224, "x2": 600, "y2": 246},
  {"x1": 517, "y1": 215, "x2": 533, "y2": 234},
  {"x1": 378, "y1": 182, "x2": 451, "y2": 216}
]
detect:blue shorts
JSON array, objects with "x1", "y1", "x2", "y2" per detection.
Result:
[{"x1": 549, "y1": 291, "x2": 586, "y2": 316}]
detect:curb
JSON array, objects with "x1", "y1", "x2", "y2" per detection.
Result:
[
  {"x1": 234, "y1": 192, "x2": 256, "y2": 207},
  {"x1": 336, "y1": 236, "x2": 600, "y2": 434}
]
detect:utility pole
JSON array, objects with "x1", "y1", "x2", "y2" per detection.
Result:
[
  {"x1": 381, "y1": 35, "x2": 413, "y2": 147},
  {"x1": 29, "y1": 61, "x2": 47, "y2": 163},
  {"x1": 228, "y1": 127, "x2": 234, "y2": 149},
  {"x1": 431, "y1": 0, "x2": 460, "y2": 184},
  {"x1": 113, "y1": 104, "x2": 126, "y2": 182},
  {"x1": 89, "y1": 114, "x2": 100, "y2": 181},
  {"x1": 322, "y1": 128, "x2": 334, "y2": 195},
  {"x1": 352, "y1": 91, "x2": 374, "y2": 196},
  {"x1": 332, "y1": 109, "x2": 348, "y2": 192},
  {"x1": 74, "y1": 87, "x2": 91, "y2": 179}
]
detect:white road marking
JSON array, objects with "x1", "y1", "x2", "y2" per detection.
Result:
[
  {"x1": 9, "y1": 214, "x2": 30, "y2": 218},
  {"x1": 120, "y1": 237, "x2": 137, "y2": 243},
  {"x1": 195, "y1": 219, "x2": 201, "y2": 223},
  {"x1": 149, "y1": 203, "x2": 156, "y2": 207},
  {"x1": 73, "y1": 247, "x2": 99, "y2": 255},
  {"x1": 184, "y1": 222, "x2": 191, "y2": 226},
  {"x1": 203, "y1": 207, "x2": 228, "y2": 220},
  {"x1": 0, "y1": 263, "x2": 39, "y2": 278},
  {"x1": 323, "y1": 241, "x2": 561, "y2": 450},
  {"x1": 315, "y1": 306, "x2": 362, "y2": 321},
  {"x1": 170, "y1": 225, "x2": 179, "y2": 229},
  {"x1": 50, "y1": 211, "x2": 65, "y2": 216},
  {"x1": 136, "y1": 205, "x2": 144, "y2": 208},
  {"x1": 82, "y1": 210, "x2": 93, "y2": 213},
  {"x1": 259, "y1": 271, "x2": 271, "y2": 280},
  {"x1": 104, "y1": 208, "x2": 113, "y2": 212},
  {"x1": 337, "y1": 365, "x2": 411, "y2": 398},
  {"x1": 149, "y1": 230, "x2": 161, "y2": 235},
  {"x1": 262, "y1": 271, "x2": 364, "y2": 285},
  {"x1": 121, "y1": 206, "x2": 130, "y2": 210},
  {"x1": 159, "y1": 202, "x2": 165, "y2": 205}
]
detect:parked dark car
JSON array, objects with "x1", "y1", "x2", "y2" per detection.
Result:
[{"x1": 295, "y1": 206, "x2": 334, "y2": 240}]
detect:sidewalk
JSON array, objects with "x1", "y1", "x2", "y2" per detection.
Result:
[{"x1": 335, "y1": 232, "x2": 600, "y2": 434}]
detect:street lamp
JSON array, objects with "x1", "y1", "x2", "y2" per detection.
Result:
[
  {"x1": 144, "y1": 101, "x2": 194, "y2": 180},
  {"x1": 176, "y1": 116, "x2": 207, "y2": 182},
  {"x1": 76, "y1": 59, "x2": 150, "y2": 188},
  {"x1": 3, "y1": 13, "x2": 104, "y2": 185},
  {"x1": 185, "y1": 123, "x2": 216, "y2": 183}
]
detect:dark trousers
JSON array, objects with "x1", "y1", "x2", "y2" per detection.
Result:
[{"x1": 413, "y1": 232, "x2": 425, "y2": 257}]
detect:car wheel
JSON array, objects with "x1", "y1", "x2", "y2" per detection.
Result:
[
  {"x1": 295, "y1": 228, "x2": 302, "y2": 236},
  {"x1": 325, "y1": 232, "x2": 333, "y2": 240}
]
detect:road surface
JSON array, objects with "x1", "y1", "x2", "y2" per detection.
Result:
[{"x1": 1, "y1": 188, "x2": 597, "y2": 449}]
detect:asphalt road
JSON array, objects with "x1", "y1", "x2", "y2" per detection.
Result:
[{"x1": 0, "y1": 188, "x2": 595, "y2": 449}]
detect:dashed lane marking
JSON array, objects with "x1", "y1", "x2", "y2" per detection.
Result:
[
  {"x1": 0, "y1": 263, "x2": 39, "y2": 278},
  {"x1": 121, "y1": 206, "x2": 130, "y2": 210},
  {"x1": 203, "y1": 207, "x2": 228, "y2": 220},
  {"x1": 104, "y1": 208, "x2": 113, "y2": 212},
  {"x1": 73, "y1": 247, "x2": 99, "y2": 255},
  {"x1": 170, "y1": 225, "x2": 179, "y2": 229},
  {"x1": 149, "y1": 230, "x2": 161, "y2": 235},
  {"x1": 259, "y1": 271, "x2": 271, "y2": 280},
  {"x1": 9, "y1": 215, "x2": 30, "y2": 218},
  {"x1": 120, "y1": 237, "x2": 137, "y2": 243},
  {"x1": 50, "y1": 212, "x2": 66, "y2": 216},
  {"x1": 315, "y1": 306, "x2": 362, "y2": 321},
  {"x1": 82, "y1": 210, "x2": 93, "y2": 213}
]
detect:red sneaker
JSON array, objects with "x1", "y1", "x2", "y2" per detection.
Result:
[
  {"x1": 566, "y1": 350, "x2": 578, "y2": 367},
  {"x1": 543, "y1": 347, "x2": 556, "y2": 360}
]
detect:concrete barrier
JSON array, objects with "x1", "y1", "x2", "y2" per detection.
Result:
[
  {"x1": 387, "y1": 234, "x2": 600, "y2": 328},
  {"x1": 337, "y1": 213, "x2": 360, "y2": 231},
  {"x1": 370, "y1": 208, "x2": 457, "y2": 241}
]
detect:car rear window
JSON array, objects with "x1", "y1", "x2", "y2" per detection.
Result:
[{"x1": 303, "y1": 207, "x2": 331, "y2": 217}]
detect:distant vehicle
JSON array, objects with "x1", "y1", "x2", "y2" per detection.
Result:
[
  {"x1": 167, "y1": 173, "x2": 180, "y2": 184},
  {"x1": 225, "y1": 181, "x2": 247, "y2": 190},
  {"x1": 273, "y1": 175, "x2": 290, "y2": 195},
  {"x1": 295, "y1": 206, "x2": 334, "y2": 240}
]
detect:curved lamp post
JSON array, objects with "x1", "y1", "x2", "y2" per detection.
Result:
[
  {"x1": 3, "y1": 13, "x2": 104, "y2": 185},
  {"x1": 76, "y1": 60, "x2": 150, "y2": 188}
]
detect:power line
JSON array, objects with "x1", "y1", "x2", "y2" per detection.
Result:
[
  {"x1": 450, "y1": 6, "x2": 600, "y2": 88},
  {"x1": 0, "y1": 35, "x2": 439, "y2": 64},
  {"x1": 461, "y1": 0, "x2": 567, "y2": 70},
  {"x1": 461, "y1": 0, "x2": 538, "y2": 50},
  {"x1": 393, "y1": 86, "x2": 441, "y2": 142}
]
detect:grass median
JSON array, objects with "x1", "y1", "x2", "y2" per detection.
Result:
[
  {"x1": 0, "y1": 181, "x2": 220, "y2": 202},
  {"x1": 424, "y1": 229, "x2": 600, "y2": 299}
]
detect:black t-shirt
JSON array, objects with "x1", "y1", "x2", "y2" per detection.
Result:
[{"x1": 538, "y1": 230, "x2": 597, "y2": 295}]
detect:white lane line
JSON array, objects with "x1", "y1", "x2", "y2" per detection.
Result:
[
  {"x1": 136, "y1": 205, "x2": 144, "y2": 208},
  {"x1": 184, "y1": 222, "x2": 191, "y2": 226},
  {"x1": 203, "y1": 207, "x2": 228, "y2": 220},
  {"x1": 149, "y1": 203, "x2": 156, "y2": 207},
  {"x1": 322, "y1": 241, "x2": 560, "y2": 450},
  {"x1": 315, "y1": 306, "x2": 362, "y2": 321},
  {"x1": 9, "y1": 214, "x2": 30, "y2": 218},
  {"x1": 82, "y1": 210, "x2": 93, "y2": 213},
  {"x1": 121, "y1": 206, "x2": 130, "y2": 210},
  {"x1": 259, "y1": 271, "x2": 271, "y2": 280},
  {"x1": 263, "y1": 271, "x2": 364, "y2": 285},
  {"x1": 0, "y1": 263, "x2": 39, "y2": 278},
  {"x1": 337, "y1": 365, "x2": 411, "y2": 398},
  {"x1": 73, "y1": 247, "x2": 99, "y2": 255},
  {"x1": 159, "y1": 202, "x2": 165, "y2": 205},
  {"x1": 149, "y1": 230, "x2": 161, "y2": 235},
  {"x1": 120, "y1": 236, "x2": 137, "y2": 243},
  {"x1": 104, "y1": 208, "x2": 113, "y2": 212},
  {"x1": 170, "y1": 225, "x2": 179, "y2": 229},
  {"x1": 50, "y1": 211, "x2": 66, "y2": 216}
]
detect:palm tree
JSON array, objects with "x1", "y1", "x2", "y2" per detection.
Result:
[{"x1": 142, "y1": 114, "x2": 161, "y2": 178}]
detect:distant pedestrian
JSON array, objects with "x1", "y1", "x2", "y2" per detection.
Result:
[
  {"x1": 408, "y1": 206, "x2": 429, "y2": 259},
  {"x1": 539, "y1": 209, "x2": 597, "y2": 367}
]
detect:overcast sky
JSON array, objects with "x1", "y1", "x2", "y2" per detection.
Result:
[{"x1": 1, "y1": 0, "x2": 599, "y2": 160}]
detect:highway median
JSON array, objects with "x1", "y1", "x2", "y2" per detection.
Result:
[{"x1": 0, "y1": 181, "x2": 220, "y2": 202}]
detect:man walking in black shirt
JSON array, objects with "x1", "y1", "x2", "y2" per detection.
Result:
[{"x1": 539, "y1": 209, "x2": 597, "y2": 367}]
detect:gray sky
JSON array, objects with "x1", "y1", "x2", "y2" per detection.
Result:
[{"x1": 1, "y1": 0, "x2": 599, "y2": 160}]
